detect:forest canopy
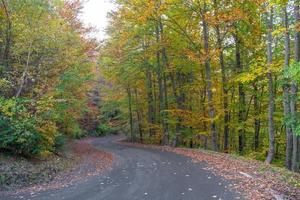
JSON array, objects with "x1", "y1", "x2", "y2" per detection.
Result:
[
  {"x1": 1, "y1": 0, "x2": 300, "y2": 174},
  {"x1": 0, "y1": 0, "x2": 98, "y2": 156},
  {"x1": 99, "y1": 0, "x2": 300, "y2": 172}
]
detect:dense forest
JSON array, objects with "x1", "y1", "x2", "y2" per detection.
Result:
[
  {"x1": 100, "y1": 0, "x2": 300, "y2": 172},
  {"x1": 2, "y1": 1, "x2": 300, "y2": 199},
  {"x1": 0, "y1": 0, "x2": 99, "y2": 156},
  {"x1": 1, "y1": 0, "x2": 300, "y2": 176}
]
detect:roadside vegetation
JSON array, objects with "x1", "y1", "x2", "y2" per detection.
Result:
[
  {"x1": 0, "y1": 143, "x2": 79, "y2": 191},
  {"x1": 0, "y1": 0, "x2": 99, "y2": 157},
  {"x1": 100, "y1": 0, "x2": 300, "y2": 174},
  {"x1": 1, "y1": 0, "x2": 300, "y2": 197},
  {"x1": 0, "y1": 0, "x2": 112, "y2": 191}
]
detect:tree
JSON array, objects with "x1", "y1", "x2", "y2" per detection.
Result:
[
  {"x1": 100, "y1": 0, "x2": 300, "y2": 172},
  {"x1": 0, "y1": 0, "x2": 97, "y2": 155}
]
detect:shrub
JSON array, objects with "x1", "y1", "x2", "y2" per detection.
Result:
[
  {"x1": 93, "y1": 124, "x2": 118, "y2": 136},
  {"x1": 0, "y1": 98, "x2": 42, "y2": 155},
  {"x1": 0, "y1": 96, "x2": 90, "y2": 156},
  {"x1": 53, "y1": 134, "x2": 66, "y2": 151}
]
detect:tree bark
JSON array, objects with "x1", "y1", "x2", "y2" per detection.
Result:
[
  {"x1": 146, "y1": 67, "x2": 155, "y2": 136},
  {"x1": 282, "y1": 6, "x2": 293, "y2": 170},
  {"x1": 134, "y1": 88, "x2": 143, "y2": 143},
  {"x1": 143, "y1": 40, "x2": 155, "y2": 137},
  {"x1": 156, "y1": 24, "x2": 164, "y2": 123},
  {"x1": 234, "y1": 33, "x2": 245, "y2": 154},
  {"x1": 216, "y1": 25, "x2": 229, "y2": 152},
  {"x1": 160, "y1": 20, "x2": 169, "y2": 145},
  {"x1": 127, "y1": 86, "x2": 134, "y2": 143},
  {"x1": 253, "y1": 84, "x2": 261, "y2": 151},
  {"x1": 265, "y1": 8, "x2": 275, "y2": 164},
  {"x1": 202, "y1": 2, "x2": 218, "y2": 151},
  {"x1": 16, "y1": 41, "x2": 32, "y2": 98},
  {"x1": 213, "y1": 0, "x2": 229, "y2": 152},
  {"x1": 1, "y1": 0, "x2": 12, "y2": 68},
  {"x1": 291, "y1": 0, "x2": 300, "y2": 172}
]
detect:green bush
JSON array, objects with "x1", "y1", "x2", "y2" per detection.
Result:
[
  {"x1": 93, "y1": 124, "x2": 118, "y2": 136},
  {"x1": 0, "y1": 96, "x2": 94, "y2": 156},
  {"x1": 0, "y1": 98, "x2": 42, "y2": 155},
  {"x1": 71, "y1": 127, "x2": 84, "y2": 139},
  {"x1": 53, "y1": 134, "x2": 66, "y2": 151}
]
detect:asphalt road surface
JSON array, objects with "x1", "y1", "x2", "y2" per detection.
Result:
[{"x1": 3, "y1": 135, "x2": 242, "y2": 200}]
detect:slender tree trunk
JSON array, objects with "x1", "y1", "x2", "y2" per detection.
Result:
[
  {"x1": 200, "y1": 70, "x2": 208, "y2": 149},
  {"x1": 234, "y1": 34, "x2": 245, "y2": 154},
  {"x1": 154, "y1": 2, "x2": 166, "y2": 142},
  {"x1": 142, "y1": 40, "x2": 155, "y2": 137},
  {"x1": 127, "y1": 86, "x2": 134, "y2": 143},
  {"x1": 147, "y1": 69, "x2": 155, "y2": 136},
  {"x1": 153, "y1": 72, "x2": 158, "y2": 123},
  {"x1": 172, "y1": 72, "x2": 186, "y2": 147},
  {"x1": 265, "y1": 8, "x2": 275, "y2": 164},
  {"x1": 170, "y1": 72, "x2": 181, "y2": 146},
  {"x1": 215, "y1": 25, "x2": 229, "y2": 152},
  {"x1": 16, "y1": 41, "x2": 32, "y2": 98},
  {"x1": 202, "y1": 3, "x2": 218, "y2": 151},
  {"x1": 1, "y1": 0, "x2": 12, "y2": 68},
  {"x1": 282, "y1": 7, "x2": 293, "y2": 170},
  {"x1": 160, "y1": 20, "x2": 169, "y2": 145},
  {"x1": 213, "y1": 0, "x2": 229, "y2": 153},
  {"x1": 145, "y1": 58, "x2": 155, "y2": 137},
  {"x1": 291, "y1": 0, "x2": 300, "y2": 172},
  {"x1": 156, "y1": 24, "x2": 164, "y2": 123},
  {"x1": 134, "y1": 88, "x2": 143, "y2": 143},
  {"x1": 253, "y1": 84, "x2": 261, "y2": 151}
]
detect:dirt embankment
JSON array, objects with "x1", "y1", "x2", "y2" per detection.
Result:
[{"x1": 0, "y1": 137, "x2": 114, "y2": 195}]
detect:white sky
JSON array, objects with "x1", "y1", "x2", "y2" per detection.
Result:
[{"x1": 81, "y1": 0, "x2": 115, "y2": 40}]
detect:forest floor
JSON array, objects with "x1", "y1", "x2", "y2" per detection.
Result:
[
  {"x1": 0, "y1": 137, "x2": 114, "y2": 196},
  {"x1": 1, "y1": 135, "x2": 300, "y2": 200},
  {"x1": 121, "y1": 141, "x2": 300, "y2": 200}
]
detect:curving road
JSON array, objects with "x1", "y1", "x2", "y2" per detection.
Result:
[{"x1": 4, "y1": 135, "x2": 242, "y2": 200}]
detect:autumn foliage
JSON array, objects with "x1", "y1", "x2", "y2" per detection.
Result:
[
  {"x1": 0, "y1": 0, "x2": 97, "y2": 156},
  {"x1": 100, "y1": 0, "x2": 300, "y2": 172}
]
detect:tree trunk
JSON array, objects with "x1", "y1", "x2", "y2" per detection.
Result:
[
  {"x1": 16, "y1": 41, "x2": 32, "y2": 98},
  {"x1": 234, "y1": 33, "x2": 245, "y2": 154},
  {"x1": 200, "y1": 70, "x2": 208, "y2": 149},
  {"x1": 265, "y1": 8, "x2": 275, "y2": 164},
  {"x1": 156, "y1": 24, "x2": 164, "y2": 123},
  {"x1": 291, "y1": 0, "x2": 300, "y2": 172},
  {"x1": 146, "y1": 61, "x2": 155, "y2": 137},
  {"x1": 134, "y1": 88, "x2": 143, "y2": 143},
  {"x1": 213, "y1": 0, "x2": 229, "y2": 153},
  {"x1": 202, "y1": 2, "x2": 218, "y2": 151},
  {"x1": 170, "y1": 71, "x2": 181, "y2": 146},
  {"x1": 253, "y1": 84, "x2": 261, "y2": 151},
  {"x1": 215, "y1": 24, "x2": 229, "y2": 152},
  {"x1": 160, "y1": 20, "x2": 169, "y2": 145},
  {"x1": 282, "y1": 6, "x2": 293, "y2": 170},
  {"x1": 127, "y1": 86, "x2": 134, "y2": 143},
  {"x1": 1, "y1": 0, "x2": 12, "y2": 68},
  {"x1": 153, "y1": 72, "x2": 158, "y2": 123}
]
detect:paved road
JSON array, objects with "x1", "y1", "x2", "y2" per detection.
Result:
[{"x1": 4, "y1": 135, "x2": 242, "y2": 200}]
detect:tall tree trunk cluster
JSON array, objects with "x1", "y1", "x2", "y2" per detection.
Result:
[
  {"x1": 103, "y1": 0, "x2": 300, "y2": 172},
  {"x1": 280, "y1": 1, "x2": 300, "y2": 172}
]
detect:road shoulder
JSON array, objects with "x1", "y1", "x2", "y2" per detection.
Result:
[
  {"x1": 0, "y1": 137, "x2": 114, "y2": 198},
  {"x1": 120, "y1": 141, "x2": 300, "y2": 199}
]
